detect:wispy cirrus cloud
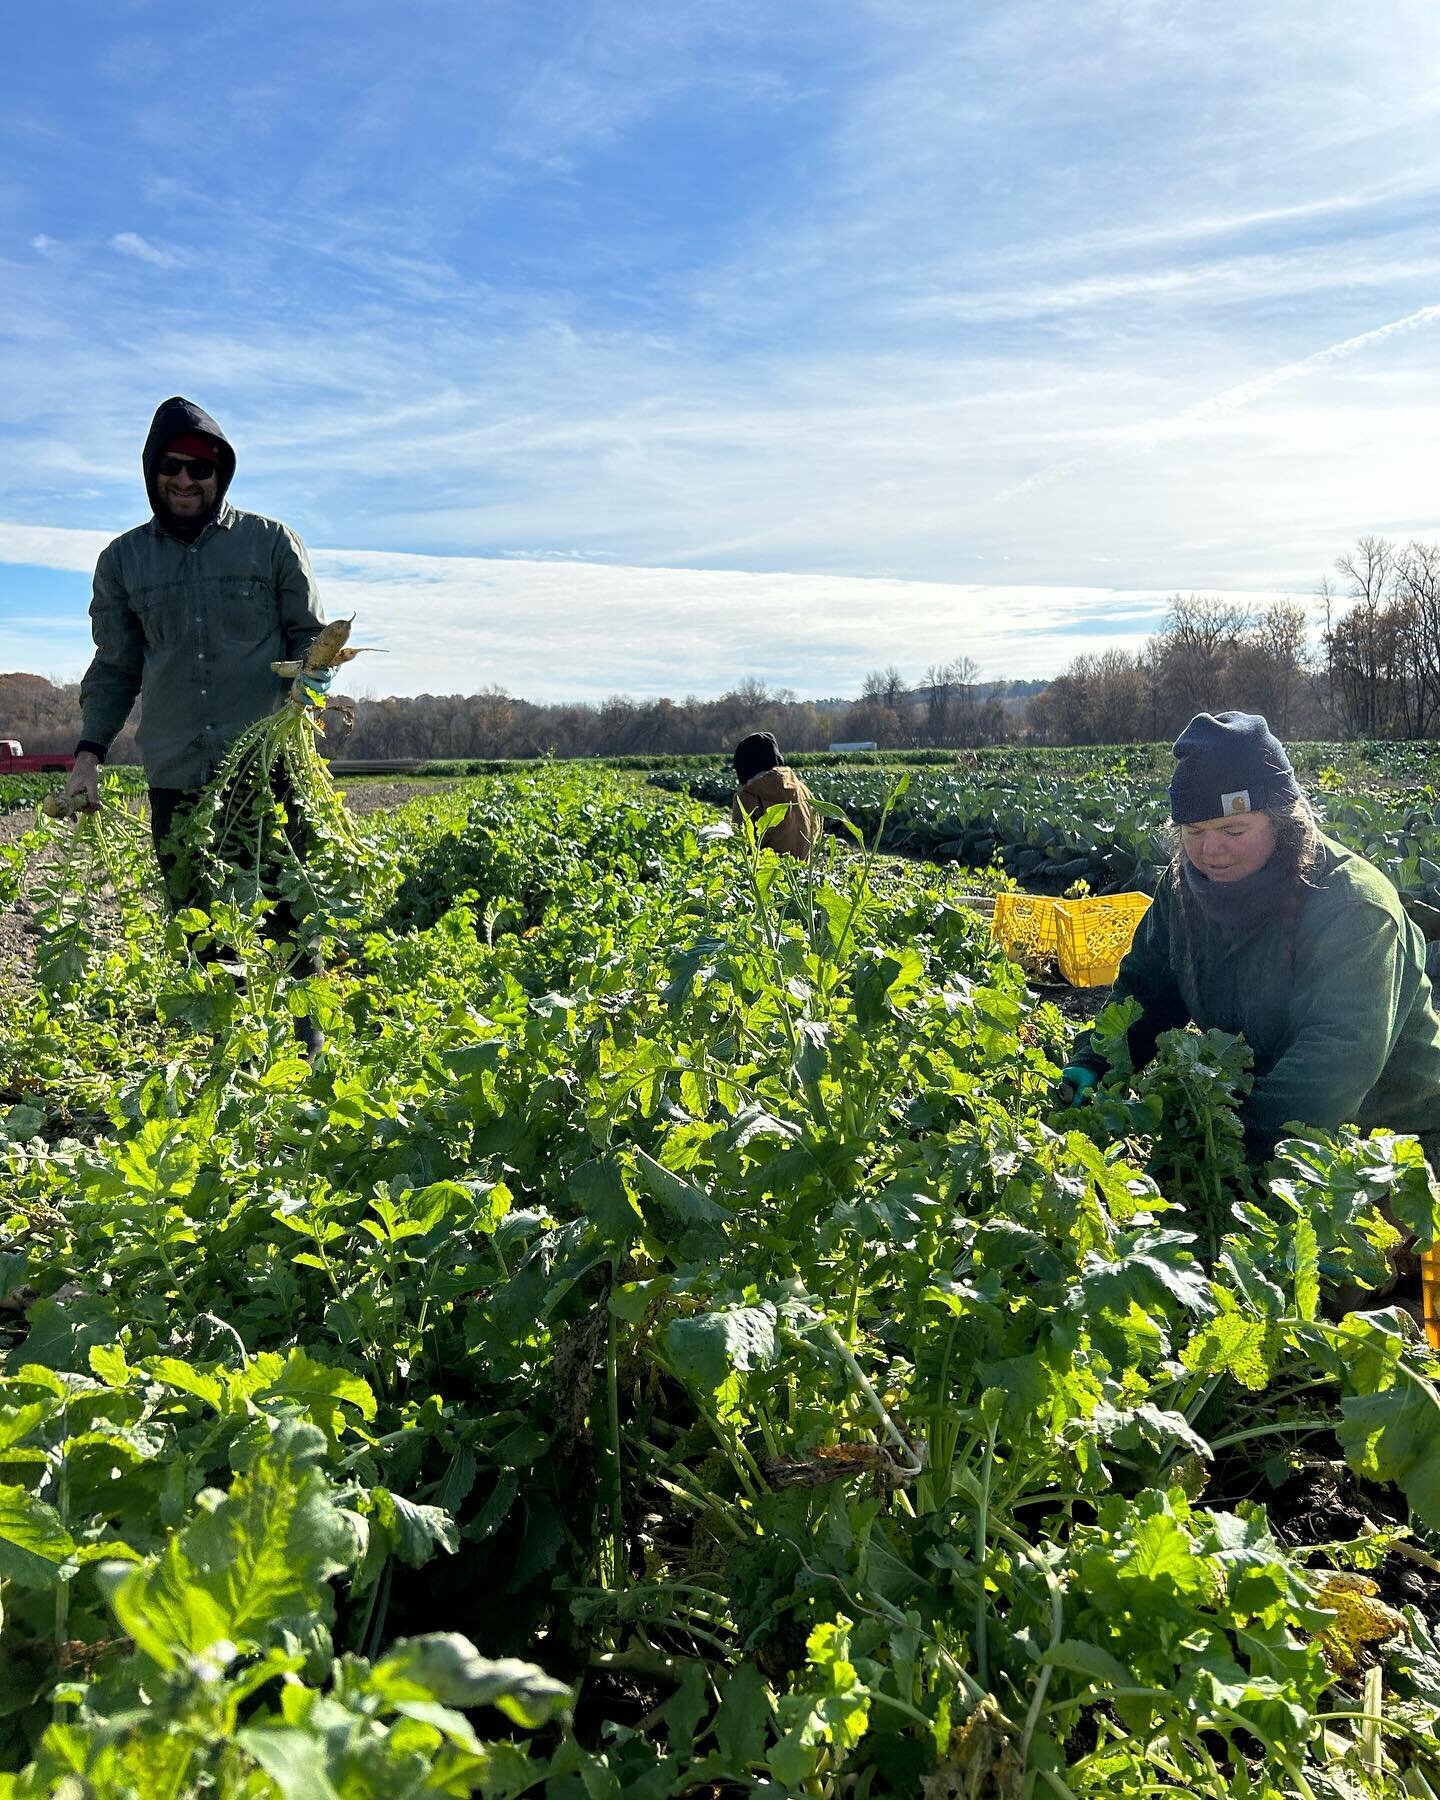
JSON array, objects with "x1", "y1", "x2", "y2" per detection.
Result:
[
  {"x1": 991, "y1": 303, "x2": 1440, "y2": 505},
  {"x1": 978, "y1": 175, "x2": 1440, "y2": 269},
  {"x1": 907, "y1": 253, "x2": 1440, "y2": 325},
  {"x1": 109, "y1": 231, "x2": 183, "y2": 267}
]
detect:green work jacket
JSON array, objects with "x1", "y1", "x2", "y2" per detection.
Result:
[
  {"x1": 79, "y1": 504, "x2": 325, "y2": 790},
  {"x1": 1073, "y1": 834, "x2": 1440, "y2": 1149}
]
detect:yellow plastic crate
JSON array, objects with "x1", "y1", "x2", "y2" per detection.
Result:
[
  {"x1": 990, "y1": 893, "x2": 1064, "y2": 967},
  {"x1": 1053, "y1": 892, "x2": 1153, "y2": 988},
  {"x1": 1424, "y1": 1245, "x2": 1440, "y2": 1351},
  {"x1": 992, "y1": 890, "x2": 1152, "y2": 986}
]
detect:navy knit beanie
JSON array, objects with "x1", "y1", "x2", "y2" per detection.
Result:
[{"x1": 1169, "y1": 712, "x2": 1302, "y2": 824}]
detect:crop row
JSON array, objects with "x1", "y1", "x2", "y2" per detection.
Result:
[
  {"x1": 653, "y1": 753, "x2": 1440, "y2": 907},
  {"x1": 0, "y1": 769, "x2": 1436, "y2": 1795}
]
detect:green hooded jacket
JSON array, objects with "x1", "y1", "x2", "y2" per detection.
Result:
[
  {"x1": 1072, "y1": 833, "x2": 1440, "y2": 1149},
  {"x1": 77, "y1": 397, "x2": 325, "y2": 791}
]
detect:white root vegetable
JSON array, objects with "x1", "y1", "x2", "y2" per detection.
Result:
[
  {"x1": 41, "y1": 792, "x2": 95, "y2": 821},
  {"x1": 272, "y1": 617, "x2": 380, "y2": 692}
]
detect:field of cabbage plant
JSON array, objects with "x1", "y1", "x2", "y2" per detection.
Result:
[
  {"x1": 653, "y1": 740, "x2": 1440, "y2": 905},
  {"x1": 0, "y1": 763, "x2": 1438, "y2": 1798}
]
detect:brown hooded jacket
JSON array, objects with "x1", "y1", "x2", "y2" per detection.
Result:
[{"x1": 731, "y1": 766, "x2": 819, "y2": 858}]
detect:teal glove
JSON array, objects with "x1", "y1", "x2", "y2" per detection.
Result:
[
  {"x1": 294, "y1": 665, "x2": 335, "y2": 708},
  {"x1": 1059, "y1": 1064, "x2": 1099, "y2": 1105}
]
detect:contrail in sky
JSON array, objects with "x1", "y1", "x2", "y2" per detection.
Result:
[{"x1": 992, "y1": 301, "x2": 1440, "y2": 505}]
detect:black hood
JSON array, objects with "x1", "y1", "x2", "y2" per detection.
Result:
[
  {"x1": 734, "y1": 731, "x2": 783, "y2": 784},
  {"x1": 143, "y1": 396, "x2": 237, "y2": 533}
]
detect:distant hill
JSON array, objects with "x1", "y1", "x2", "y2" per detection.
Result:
[{"x1": 0, "y1": 671, "x2": 110, "y2": 758}]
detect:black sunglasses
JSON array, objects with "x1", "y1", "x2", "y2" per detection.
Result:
[{"x1": 157, "y1": 455, "x2": 218, "y2": 481}]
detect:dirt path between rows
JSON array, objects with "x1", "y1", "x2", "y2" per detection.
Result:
[
  {"x1": 339, "y1": 778, "x2": 462, "y2": 816},
  {"x1": 0, "y1": 808, "x2": 54, "y2": 986}
]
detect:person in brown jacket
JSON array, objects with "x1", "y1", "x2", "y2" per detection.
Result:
[{"x1": 730, "y1": 732, "x2": 819, "y2": 858}]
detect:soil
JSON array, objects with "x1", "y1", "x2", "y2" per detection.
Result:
[
  {"x1": 1258, "y1": 1456, "x2": 1440, "y2": 1629},
  {"x1": 335, "y1": 777, "x2": 463, "y2": 816},
  {"x1": 0, "y1": 807, "x2": 56, "y2": 990},
  {"x1": 1026, "y1": 976, "x2": 1111, "y2": 1023}
]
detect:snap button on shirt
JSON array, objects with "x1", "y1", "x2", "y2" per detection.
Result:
[{"x1": 78, "y1": 505, "x2": 326, "y2": 790}]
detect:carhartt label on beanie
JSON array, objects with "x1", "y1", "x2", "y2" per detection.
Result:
[{"x1": 1170, "y1": 712, "x2": 1302, "y2": 825}]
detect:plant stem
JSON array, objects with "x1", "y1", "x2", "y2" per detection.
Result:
[
  {"x1": 606, "y1": 1306, "x2": 625, "y2": 1590},
  {"x1": 973, "y1": 1415, "x2": 996, "y2": 1691}
]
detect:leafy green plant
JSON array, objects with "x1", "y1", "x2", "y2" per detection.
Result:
[{"x1": 1, "y1": 763, "x2": 1437, "y2": 1796}]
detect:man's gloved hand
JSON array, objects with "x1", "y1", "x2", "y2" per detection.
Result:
[
  {"x1": 299, "y1": 665, "x2": 335, "y2": 703},
  {"x1": 1058, "y1": 1064, "x2": 1099, "y2": 1105}
]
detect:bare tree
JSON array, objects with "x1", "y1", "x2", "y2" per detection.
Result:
[
  {"x1": 861, "y1": 666, "x2": 907, "y2": 710},
  {"x1": 849, "y1": 666, "x2": 915, "y2": 745},
  {"x1": 1228, "y1": 601, "x2": 1310, "y2": 735},
  {"x1": 922, "y1": 662, "x2": 954, "y2": 745},
  {"x1": 1150, "y1": 595, "x2": 1253, "y2": 732},
  {"x1": 921, "y1": 656, "x2": 984, "y2": 745},
  {"x1": 1328, "y1": 538, "x2": 1397, "y2": 736},
  {"x1": 1392, "y1": 541, "x2": 1440, "y2": 736}
]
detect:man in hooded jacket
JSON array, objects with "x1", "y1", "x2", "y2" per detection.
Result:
[
  {"x1": 68, "y1": 396, "x2": 326, "y2": 815},
  {"x1": 65, "y1": 398, "x2": 329, "y2": 1040}
]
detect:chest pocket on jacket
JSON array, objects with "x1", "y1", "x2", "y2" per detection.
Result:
[
  {"x1": 216, "y1": 581, "x2": 280, "y2": 648},
  {"x1": 133, "y1": 594, "x2": 178, "y2": 651}
]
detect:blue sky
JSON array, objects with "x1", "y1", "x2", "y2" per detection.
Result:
[{"x1": 3, "y1": 0, "x2": 1439, "y2": 698}]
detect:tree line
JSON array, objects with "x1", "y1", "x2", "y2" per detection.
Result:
[
  {"x1": 1029, "y1": 536, "x2": 1440, "y2": 745},
  {"x1": 1028, "y1": 595, "x2": 1317, "y2": 744},
  {"x1": 0, "y1": 667, "x2": 1044, "y2": 762},
  {"x1": 4, "y1": 537, "x2": 1437, "y2": 760}
]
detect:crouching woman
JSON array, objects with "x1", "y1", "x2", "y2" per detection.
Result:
[
  {"x1": 1064, "y1": 711, "x2": 1440, "y2": 1165},
  {"x1": 731, "y1": 732, "x2": 820, "y2": 859}
]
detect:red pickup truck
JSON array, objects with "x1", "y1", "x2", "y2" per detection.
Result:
[{"x1": 0, "y1": 740, "x2": 76, "y2": 775}]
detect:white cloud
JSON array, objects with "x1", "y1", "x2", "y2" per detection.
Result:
[
  {"x1": 30, "y1": 235, "x2": 57, "y2": 254},
  {"x1": 979, "y1": 186, "x2": 1396, "y2": 266},
  {"x1": 0, "y1": 519, "x2": 1286, "y2": 698},
  {"x1": 685, "y1": 1, "x2": 1440, "y2": 338},
  {"x1": 110, "y1": 231, "x2": 183, "y2": 267},
  {"x1": 907, "y1": 254, "x2": 1440, "y2": 325},
  {"x1": 0, "y1": 523, "x2": 112, "y2": 572}
]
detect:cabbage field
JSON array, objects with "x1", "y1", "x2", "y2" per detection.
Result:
[
  {"x1": 0, "y1": 761, "x2": 1438, "y2": 1798},
  {"x1": 653, "y1": 741, "x2": 1440, "y2": 907}
]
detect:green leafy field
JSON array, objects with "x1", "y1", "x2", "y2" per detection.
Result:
[
  {"x1": 1, "y1": 765, "x2": 1438, "y2": 1797},
  {"x1": 654, "y1": 740, "x2": 1440, "y2": 904}
]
